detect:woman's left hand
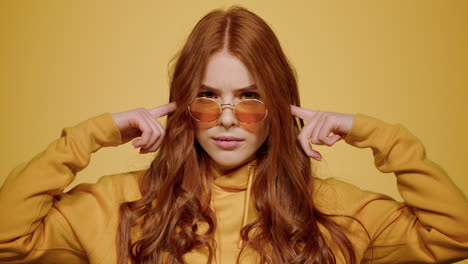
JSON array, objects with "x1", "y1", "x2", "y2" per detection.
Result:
[{"x1": 291, "y1": 105, "x2": 355, "y2": 161}]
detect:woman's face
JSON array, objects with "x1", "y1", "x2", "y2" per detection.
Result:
[{"x1": 194, "y1": 50, "x2": 269, "y2": 174}]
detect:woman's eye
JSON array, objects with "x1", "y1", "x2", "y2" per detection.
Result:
[
  {"x1": 241, "y1": 92, "x2": 260, "y2": 99},
  {"x1": 197, "y1": 91, "x2": 216, "y2": 98}
]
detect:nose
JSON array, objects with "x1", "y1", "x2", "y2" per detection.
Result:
[{"x1": 217, "y1": 103, "x2": 238, "y2": 128}]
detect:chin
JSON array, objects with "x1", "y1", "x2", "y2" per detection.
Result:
[{"x1": 209, "y1": 152, "x2": 252, "y2": 168}]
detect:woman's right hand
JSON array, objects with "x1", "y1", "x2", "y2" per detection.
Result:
[{"x1": 111, "y1": 102, "x2": 177, "y2": 154}]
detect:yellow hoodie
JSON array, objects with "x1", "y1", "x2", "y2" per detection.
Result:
[{"x1": 0, "y1": 112, "x2": 467, "y2": 263}]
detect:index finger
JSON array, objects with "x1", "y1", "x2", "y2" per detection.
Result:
[
  {"x1": 148, "y1": 102, "x2": 177, "y2": 118},
  {"x1": 290, "y1": 105, "x2": 316, "y2": 120}
]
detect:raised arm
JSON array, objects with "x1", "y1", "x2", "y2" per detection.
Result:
[
  {"x1": 0, "y1": 113, "x2": 122, "y2": 262},
  {"x1": 315, "y1": 113, "x2": 468, "y2": 263},
  {"x1": 290, "y1": 106, "x2": 468, "y2": 263},
  {"x1": 0, "y1": 104, "x2": 175, "y2": 263}
]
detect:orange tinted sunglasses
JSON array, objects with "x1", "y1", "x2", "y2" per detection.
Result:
[{"x1": 188, "y1": 97, "x2": 268, "y2": 124}]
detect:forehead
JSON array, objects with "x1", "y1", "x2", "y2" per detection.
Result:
[{"x1": 202, "y1": 51, "x2": 257, "y2": 92}]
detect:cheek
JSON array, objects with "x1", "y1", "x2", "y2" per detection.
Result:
[
  {"x1": 196, "y1": 121, "x2": 217, "y2": 130},
  {"x1": 240, "y1": 121, "x2": 269, "y2": 141},
  {"x1": 239, "y1": 123, "x2": 261, "y2": 133}
]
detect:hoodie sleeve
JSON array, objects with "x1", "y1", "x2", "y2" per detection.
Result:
[
  {"x1": 324, "y1": 113, "x2": 468, "y2": 263},
  {"x1": 0, "y1": 113, "x2": 122, "y2": 263}
]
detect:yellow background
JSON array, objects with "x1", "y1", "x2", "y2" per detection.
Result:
[{"x1": 0, "y1": 1, "x2": 467, "y2": 263}]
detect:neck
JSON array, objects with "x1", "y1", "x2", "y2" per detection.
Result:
[{"x1": 211, "y1": 156, "x2": 257, "y2": 175}]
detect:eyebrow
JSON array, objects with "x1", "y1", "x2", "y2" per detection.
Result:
[{"x1": 200, "y1": 84, "x2": 258, "y2": 92}]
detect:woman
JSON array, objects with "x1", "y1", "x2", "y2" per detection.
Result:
[{"x1": 0, "y1": 5, "x2": 467, "y2": 264}]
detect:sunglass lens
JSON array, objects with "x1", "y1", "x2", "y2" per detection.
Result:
[
  {"x1": 189, "y1": 98, "x2": 219, "y2": 122},
  {"x1": 236, "y1": 100, "x2": 267, "y2": 123}
]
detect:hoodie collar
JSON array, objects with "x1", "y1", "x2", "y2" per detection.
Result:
[
  {"x1": 210, "y1": 159, "x2": 257, "y2": 251},
  {"x1": 211, "y1": 159, "x2": 257, "y2": 190}
]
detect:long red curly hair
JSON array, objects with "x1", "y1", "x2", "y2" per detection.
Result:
[{"x1": 117, "y1": 5, "x2": 357, "y2": 264}]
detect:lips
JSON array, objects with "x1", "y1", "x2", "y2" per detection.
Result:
[
  {"x1": 212, "y1": 136, "x2": 244, "y2": 149},
  {"x1": 213, "y1": 136, "x2": 243, "y2": 141}
]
